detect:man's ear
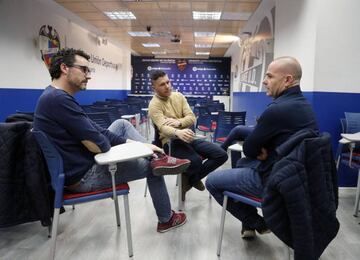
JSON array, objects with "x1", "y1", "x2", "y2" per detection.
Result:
[
  {"x1": 60, "y1": 63, "x2": 68, "y2": 75},
  {"x1": 285, "y1": 74, "x2": 294, "y2": 85}
]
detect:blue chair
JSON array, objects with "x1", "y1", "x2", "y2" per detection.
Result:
[
  {"x1": 213, "y1": 111, "x2": 246, "y2": 143},
  {"x1": 217, "y1": 191, "x2": 291, "y2": 259},
  {"x1": 86, "y1": 106, "x2": 123, "y2": 123},
  {"x1": 336, "y1": 112, "x2": 360, "y2": 216},
  {"x1": 86, "y1": 112, "x2": 113, "y2": 128},
  {"x1": 195, "y1": 106, "x2": 214, "y2": 137},
  {"x1": 32, "y1": 130, "x2": 134, "y2": 259}
]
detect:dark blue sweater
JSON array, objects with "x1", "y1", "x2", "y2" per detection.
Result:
[
  {"x1": 34, "y1": 86, "x2": 126, "y2": 186},
  {"x1": 243, "y1": 86, "x2": 318, "y2": 176}
]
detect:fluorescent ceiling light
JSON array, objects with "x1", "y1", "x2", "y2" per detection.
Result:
[
  {"x1": 196, "y1": 51, "x2": 210, "y2": 56},
  {"x1": 142, "y1": 43, "x2": 160, "y2": 47},
  {"x1": 193, "y1": 11, "x2": 221, "y2": 20},
  {"x1": 128, "y1": 31, "x2": 151, "y2": 37},
  {"x1": 152, "y1": 51, "x2": 166, "y2": 55},
  {"x1": 194, "y1": 32, "x2": 215, "y2": 37},
  {"x1": 104, "y1": 11, "x2": 136, "y2": 20},
  {"x1": 195, "y1": 43, "x2": 211, "y2": 48}
]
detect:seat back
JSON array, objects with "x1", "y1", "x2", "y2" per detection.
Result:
[
  {"x1": 87, "y1": 106, "x2": 121, "y2": 123},
  {"x1": 339, "y1": 112, "x2": 360, "y2": 159},
  {"x1": 196, "y1": 106, "x2": 212, "y2": 132},
  {"x1": 213, "y1": 111, "x2": 246, "y2": 143},
  {"x1": 345, "y1": 112, "x2": 360, "y2": 133},
  {"x1": 86, "y1": 112, "x2": 112, "y2": 128},
  {"x1": 32, "y1": 130, "x2": 65, "y2": 207}
]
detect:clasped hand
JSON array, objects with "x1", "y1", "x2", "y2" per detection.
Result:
[
  {"x1": 163, "y1": 118, "x2": 181, "y2": 127},
  {"x1": 176, "y1": 128, "x2": 195, "y2": 143}
]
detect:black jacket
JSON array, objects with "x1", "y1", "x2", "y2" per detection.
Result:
[
  {"x1": 0, "y1": 122, "x2": 52, "y2": 227},
  {"x1": 262, "y1": 129, "x2": 339, "y2": 260}
]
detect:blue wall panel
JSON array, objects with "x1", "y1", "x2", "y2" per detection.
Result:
[
  {"x1": 232, "y1": 90, "x2": 360, "y2": 187},
  {"x1": 0, "y1": 88, "x2": 129, "y2": 122},
  {"x1": 232, "y1": 92, "x2": 272, "y2": 125}
]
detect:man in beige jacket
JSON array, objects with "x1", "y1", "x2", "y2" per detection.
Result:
[{"x1": 148, "y1": 70, "x2": 228, "y2": 200}]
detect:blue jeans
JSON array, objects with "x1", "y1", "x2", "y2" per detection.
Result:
[
  {"x1": 164, "y1": 139, "x2": 228, "y2": 186},
  {"x1": 205, "y1": 159, "x2": 264, "y2": 228},
  {"x1": 72, "y1": 119, "x2": 172, "y2": 223},
  {"x1": 221, "y1": 125, "x2": 254, "y2": 168}
]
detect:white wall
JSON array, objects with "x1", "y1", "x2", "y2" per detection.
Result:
[
  {"x1": 274, "y1": 0, "x2": 318, "y2": 91},
  {"x1": 314, "y1": 0, "x2": 360, "y2": 93},
  {"x1": 0, "y1": 0, "x2": 132, "y2": 90},
  {"x1": 275, "y1": 0, "x2": 360, "y2": 93}
]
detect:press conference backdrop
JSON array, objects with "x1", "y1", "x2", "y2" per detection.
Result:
[{"x1": 131, "y1": 56, "x2": 231, "y2": 97}]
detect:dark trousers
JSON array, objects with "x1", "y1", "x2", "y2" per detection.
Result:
[{"x1": 164, "y1": 139, "x2": 228, "y2": 186}]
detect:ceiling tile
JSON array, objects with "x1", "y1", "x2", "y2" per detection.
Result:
[
  {"x1": 76, "y1": 12, "x2": 109, "y2": 20},
  {"x1": 90, "y1": 20, "x2": 117, "y2": 27},
  {"x1": 160, "y1": 11, "x2": 192, "y2": 20},
  {"x1": 90, "y1": 1, "x2": 127, "y2": 12},
  {"x1": 60, "y1": 2, "x2": 98, "y2": 12},
  {"x1": 55, "y1": 0, "x2": 87, "y2": 2},
  {"x1": 223, "y1": 2, "x2": 260, "y2": 12},
  {"x1": 214, "y1": 34, "x2": 239, "y2": 43},
  {"x1": 125, "y1": 2, "x2": 161, "y2": 12},
  {"x1": 210, "y1": 48, "x2": 227, "y2": 56},
  {"x1": 191, "y1": 2, "x2": 225, "y2": 12},
  {"x1": 158, "y1": 2, "x2": 191, "y2": 11},
  {"x1": 55, "y1": 0, "x2": 262, "y2": 58}
]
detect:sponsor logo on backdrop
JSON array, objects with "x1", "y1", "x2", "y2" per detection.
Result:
[{"x1": 38, "y1": 25, "x2": 61, "y2": 69}]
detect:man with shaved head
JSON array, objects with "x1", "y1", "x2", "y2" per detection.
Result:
[{"x1": 206, "y1": 56, "x2": 318, "y2": 239}]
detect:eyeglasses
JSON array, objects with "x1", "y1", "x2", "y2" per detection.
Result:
[{"x1": 69, "y1": 64, "x2": 91, "y2": 75}]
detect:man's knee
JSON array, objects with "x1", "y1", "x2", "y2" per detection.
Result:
[
  {"x1": 218, "y1": 150, "x2": 228, "y2": 164},
  {"x1": 205, "y1": 171, "x2": 217, "y2": 191},
  {"x1": 108, "y1": 119, "x2": 131, "y2": 131}
]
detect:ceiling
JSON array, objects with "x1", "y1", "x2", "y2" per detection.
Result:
[{"x1": 55, "y1": 0, "x2": 261, "y2": 58}]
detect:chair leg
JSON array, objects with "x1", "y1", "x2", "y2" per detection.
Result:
[
  {"x1": 50, "y1": 208, "x2": 60, "y2": 260},
  {"x1": 217, "y1": 195, "x2": 228, "y2": 256},
  {"x1": 178, "y1": 173, "x2": 183, "y2": 211},
  {"x1": 123, "y1": 194, "x2": 134, "y2": 257},
  {"x1": 109, "y1": 164, "x2": 121, "y2": 226},
  {"x1": 144, "y1": 181, "x2": 148, "y2": 197},
  {"x1": 354, "y1": 169, "x2": 360, "y2": 217},
  {"x1": 175, "y1": 174, "x2": 179, "y2": 186},
  {"x1": 48, "y1": 222, "x2": 52, "y2": 238}
]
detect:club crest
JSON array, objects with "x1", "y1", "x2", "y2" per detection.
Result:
[
  {"x1": 176, "y1": 59, "x2": 187, "y2": 72},
  {"x1": 38, "y1": 25, "x2": 61, "y2": 69}
]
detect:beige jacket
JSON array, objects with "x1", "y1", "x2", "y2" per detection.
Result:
[{"x1": 148, "y1": 92, "x2": 196, "y2": 145}]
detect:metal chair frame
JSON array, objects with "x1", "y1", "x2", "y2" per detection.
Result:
[{"x1": 32, "y1": 130, "x2": 134, "y2": 259}]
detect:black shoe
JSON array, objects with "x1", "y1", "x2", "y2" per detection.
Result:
[
  {"x1": 241, "y1": 226, "x2": 256, "y2": 240},
  {"x1": 193, "y1": 180, "x2": 205, "y2": 191},
  {"x1": 254, "y1": 217, "x2": 271, "y2": 235}
]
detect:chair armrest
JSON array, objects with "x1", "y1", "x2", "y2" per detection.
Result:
[
  {"x1": 194, "y1": 134, "x2": 207, "y2": 140},
  {"x1": 339, "y1": 138, "x2": 353, "y2": 144},
  {"x1": 341, "y1": 132, "x2": 360, "y2": 142},
  {"x1": 121, "y1": 114, "x2": 136, "y2": 119},
  {"x1": 228, "y1": 143, "x2": 243, "y2": 152},
  {"x1": 95, "y1": 142, "x2": 153, "y2": 165}
]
